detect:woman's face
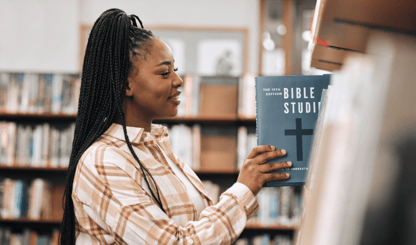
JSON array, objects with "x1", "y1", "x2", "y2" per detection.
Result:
[{"x1": 125, "y1": 38, "x2": 183, "y2": 123}]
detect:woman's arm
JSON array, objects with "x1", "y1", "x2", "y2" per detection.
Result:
[{"x1": 73, "y1": 145, "x2": 258, "y2": 245}]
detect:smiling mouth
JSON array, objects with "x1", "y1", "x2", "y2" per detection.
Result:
[{"x1": 168, "y1": 92, "x2": 181, "y2": 100}]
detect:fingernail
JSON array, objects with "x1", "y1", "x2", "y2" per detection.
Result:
[
  {"x1": 270, "y1": 145, "x2": 275, "y2": 151},
  {"x1": 281, "y1": 149, "x2": 286, "y2": 154},
  {"x1": 287, "y1": 161, "x2": 292, "y2": 166},
  {"x1": 286, "y1": 173, "x2": 290, "y2": 177}
]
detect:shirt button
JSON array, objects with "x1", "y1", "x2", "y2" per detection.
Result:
[{"x1": 187, "y1": 238, "x2": 194, "y2": 244}]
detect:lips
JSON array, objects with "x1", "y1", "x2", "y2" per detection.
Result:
[
  {"x1": 168, "y1": 91, "x2": 181, "y2": 105},
  {"x1": 168, "y1": 91, "x2": 181, "y2": 100}
]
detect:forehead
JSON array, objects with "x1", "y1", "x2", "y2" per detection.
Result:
[{"x1": 146, "y1": 38, "x2": 173, "y2": 65}]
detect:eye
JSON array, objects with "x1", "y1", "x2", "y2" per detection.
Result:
[
  {"x1": 161, "y1": 68, "x2": 179, "y2": 77},
  {"x1": 161, "y1": 70, "x2": 171, "y2": 77}
]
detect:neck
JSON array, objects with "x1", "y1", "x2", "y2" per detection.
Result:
[{"x1": 115, "y1": 115, "x2": 152, "y2": 132}]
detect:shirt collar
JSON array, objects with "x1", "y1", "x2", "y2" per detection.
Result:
[{"x1": 103, "y1": 123, "x2": 168, "y2": 144}]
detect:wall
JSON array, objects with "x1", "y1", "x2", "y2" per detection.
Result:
[
  {"x1": 0, "y1": 0, "x2": 80, "y2": 73},
  {"x1": 0, "y1": 0, "x2": 259, "y2": 74}
]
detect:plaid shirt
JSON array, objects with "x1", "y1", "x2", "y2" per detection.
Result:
[{"x1": 72, "y1": 123, "x2": 259, "y2": 244}]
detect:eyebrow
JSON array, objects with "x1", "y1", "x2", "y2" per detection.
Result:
[
  {"x1": 156, "y1": 59, "x2": 176, "y2": 67},
  {"x1": 156, "y1": 61, "x2": 172, "y2": 67}
]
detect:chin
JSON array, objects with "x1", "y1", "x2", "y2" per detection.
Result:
[{"x1": 159, "y1": 109, "x2": 178, "y2": 118}]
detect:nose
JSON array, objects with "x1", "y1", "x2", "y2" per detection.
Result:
[{"x1": 173, "y1": 72, "x2": 183, "y2": 88}]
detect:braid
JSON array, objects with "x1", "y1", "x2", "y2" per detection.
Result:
[{"x1": 59, "y1": 8, "x2": 164, "y2": 245}]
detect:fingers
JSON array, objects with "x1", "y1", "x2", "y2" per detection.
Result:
[
  {"x1": 250, "y1": 148, "x2": 287, "y2": 165},
  {"x1": 259, "y1": 160, "x2": 292, "y2": 173},
  {"x1": 247, "y1": 145, "x2": 276, "y2": 159},
  {"x1": 262, "y1": 172, "x2": 290, "y2": 183},
  {"x1": 247, "y1": 145, "x2": 287, "y2": 161}
]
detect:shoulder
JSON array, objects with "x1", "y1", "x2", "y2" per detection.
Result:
[{"x1": 74, "y1": 137, "x2": 136, "y2": 182}]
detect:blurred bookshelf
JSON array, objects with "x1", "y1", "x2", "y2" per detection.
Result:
[{"x1": 295, "y1": 0, "x2": 416, "y2": 244}]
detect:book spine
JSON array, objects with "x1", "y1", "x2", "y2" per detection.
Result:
[
  {"x1": 6, "y1": 123, "x2": 16, "y2": 166},
  {"x1": 19, "y1": 73, "x2": 30, "y2": 113},
  {"x1": 31, "y1": 125, "x2": 43, "y2": 167},
  {"x1": 6, "y1": 74, "x2": 19, "y2": 113},
  {"x1": 37, "y1": 74, "x2": 47, "y2": 114},
  {"x1": 237, "y1": 126, "x2": 247, "y2": 169},
  {"x1": 12, "y1": 179, "x2": 23, "y2": 219},
  {"x1": 44, "y1": 74, "x2": 53, "y2": 113},
  {"x1": 0, "y1": 73, "x2": 10, "y2": 112},
  {"x1": 255, "y1": 78, "x2": 259, "y2": 147},
  {"x1": 191, "y1": 76, "x2": 200, "y2": 116},
  {"x1": 191, "y1": 124, "x2": 201, "y2": 170},
  {"x1": 51, "y1": 74, "x2": 63, "y2": 114},
  {"x1": 28, "y1": 74, "x2": 39, "y2": 113}
]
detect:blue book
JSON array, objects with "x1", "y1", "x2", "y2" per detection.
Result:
[{"x1": 255, "y1": 75, "x2": 330, "y2": 186}]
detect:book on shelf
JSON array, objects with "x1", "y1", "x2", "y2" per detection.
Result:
[
  {"x1": 255, "y1": 75, "x2": 330, "y2": 186},
  {"x1": 0, "y1": 121, "x2": 75, "y2": 168},
  {"x1": 235, "y1": 234, "x2": 293, "y2": 245},
  {"x1": 248, "y1": 186, "x2": 301, "y2": 227},
  {"x1": 237, "y1": 126, "x2": 257, "y2": 169},
  {"x1": 238, "y1": 73, "x2": 256, "y2": 118},
  {"x1": 0, "y1": 178, "x2": 63, "y2": 221},
  {"x1": 0, "y1": 72, "x2": 80, "y2": 115},
  {"x1": 0, "y1": 227, "x2": 59, "y2": 245},
  {"x1": 168, "y1": 124, "x2": 201, "y2": 170}
]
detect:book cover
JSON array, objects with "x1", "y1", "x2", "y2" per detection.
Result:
[{"x1": 255, "y1": 75, "x2": 330, "y2": 186}]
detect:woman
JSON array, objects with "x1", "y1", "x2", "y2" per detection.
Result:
[{"x1": 60, "y1": 8, "x2": 291, "y2": 245}]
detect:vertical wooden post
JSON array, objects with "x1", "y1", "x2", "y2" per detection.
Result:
[
  {"x1": 258, "y1": 0, "x2": 267, "y2": 76},
  {"x1": 282, "y1": 0, "x2": 295, "y2": 75}
]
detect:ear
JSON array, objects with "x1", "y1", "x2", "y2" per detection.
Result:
[{"x1": 125, "y1": 77, "x2": 134, "y2": 97}]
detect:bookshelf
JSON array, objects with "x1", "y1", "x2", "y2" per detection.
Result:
[
  {"x1": 0, "y1": 89, "x2": 297, "y2": 241},
  {"x1": 296, "y1": 0, "x2": 416, "y2": 244}
]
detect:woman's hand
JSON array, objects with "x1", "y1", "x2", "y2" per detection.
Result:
[{"x1": 237, "y1": 145, "x2": 291, "y2": 196}]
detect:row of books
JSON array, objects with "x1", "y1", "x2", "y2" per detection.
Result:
[
  {"x1": 235, "y1": 234, "x2": 293, "y2": 245},
  {"x1": 202, "y1": 179, "x2": 301, "y2": 227},
  {"x1": 0, "y1": 73, "x2": 257, "y2": 118},
  {"x1": 0, "y1": 227, "x2": 59, "y2": 245},
  {"x1": 0, "y1": 121, "x2": 268, "y2": 172},
  {"x1": 250, "y1": 186, "x2": 301, "y2": 226},
  {"x1": 237, "y1": 126, "x2": 257, "y2": 169},
  {"x1": 0, "y1": 73, "x2": 80, "y2": 114},
  {"x1": 0, "y1": 121, "x2": 244, "y2": 171},
  {"x1": 168, "y1": 124, "x2": 201, "y2": 170},
  {"x1": 0, "y1": 178, "x2": 62, "y2": 220},
  {"x1": 168, "y1": 124, "x2": 241, "y2": 171},
  {"x1": 0, "y1": 122, "x2": 75, "y2": 168}
]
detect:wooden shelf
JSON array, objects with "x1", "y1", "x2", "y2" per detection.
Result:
[
  {"x1": 0, "y1": 113, "x2": 256, "y2": 124},
  {"x1": 194, "y1": 169, "x2": 239, "y2": 175},
  {"x1": 245, "y1": 223, "x2": 298, "y2": 231},
  {"x1": 0, "y1": 218, "x2": 61, "y2": 225},
  {"x1": 0, "y1": 112, "x2": 77, "y2": 122},
  {"x1": 309, "y1": 0, "x2": 416, "y2": 71},
  {"x1": 0, "y1": 166, "x2": 68, "y2": 174},
  {"x1": 0, "y1": 166, "x2": 241, "y2": 176},
  {"x1": 0, "y1": 218, "x2": 297, "y2": 231}
]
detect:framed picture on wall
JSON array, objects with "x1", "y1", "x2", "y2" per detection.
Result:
[{"x1": 79, "y1": 24, "x2": 249, "y2": 76}]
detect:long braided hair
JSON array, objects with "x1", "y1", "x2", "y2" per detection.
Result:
[{"x1": 60, "y1": 8, "x2": 165, "y2": 244}]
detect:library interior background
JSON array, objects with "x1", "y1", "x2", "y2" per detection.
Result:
[{"x1": 0, "y1": 0, "x2": 415, "y2": 244}]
